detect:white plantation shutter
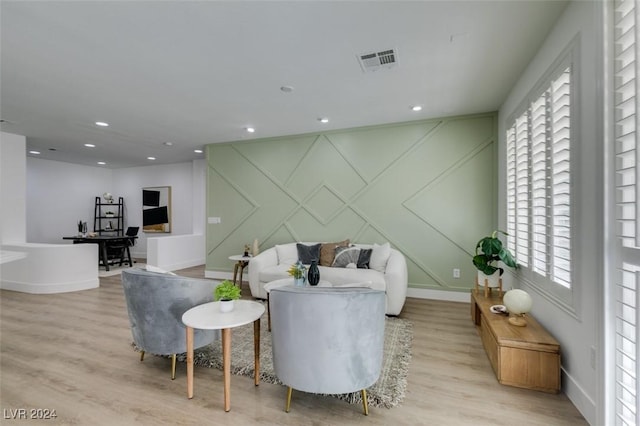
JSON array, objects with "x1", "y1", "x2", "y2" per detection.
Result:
[
  {"x1": 612, "y1": 0, "x2": 640, "y2": 424},
  {"x1": 504, "y1": 60, "x2": 573, "y2": 291},
  {"x1": 506, "y1": 126, "x2": 517, "y2": 255},
  {"x1": 531, "y1": 94, "x2": 548, "y2": 275},
  {"x1": 550, "y1": 68, "x2": 572, "y2": 288},
  {"x1": 616, "y1": 263, "x2": 639, "y2": 425},
  {"x1": 515, "y1": 114, "x2": 530, "y2": 268}
]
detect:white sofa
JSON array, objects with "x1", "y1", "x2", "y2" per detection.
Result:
[{"x1": 247, "y1": 242, "x2": 408, "y2": 315}]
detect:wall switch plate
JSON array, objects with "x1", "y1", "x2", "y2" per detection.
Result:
[
  {"x1": 453, "y1": 268, "x2": 461, "y2": 278},
  {"x1": 207, "y1": 217, "x2": 221, "y2": 224}
]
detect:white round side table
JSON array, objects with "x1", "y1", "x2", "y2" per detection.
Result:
[
  {"x1": 228, "y1": 254, "x2": 252, "y2": 287},
  {"x1": 182, "y1": 300, "x2": 265, "y2": 412}
]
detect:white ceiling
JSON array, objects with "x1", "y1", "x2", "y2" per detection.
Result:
[{"x1": 0, "y1": 1, "x2": 568, "y2": 169}]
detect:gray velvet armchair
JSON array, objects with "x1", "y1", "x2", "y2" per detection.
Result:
[
  {"x1": 269, "y1": 286, "x2": 385, "y2": 415},
  {"x1": 121, "y1": 268, "x2": 220, "y2": 379}
]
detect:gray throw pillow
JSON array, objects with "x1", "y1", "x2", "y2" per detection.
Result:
[
  {"x1": 296, "y1": 243, "x2": 321, "y2": 265},
  {"x1": 332, "y1": 246, "x2": 361, "y2": 268},
  {"x1": 357, "y1": 248, "x2": 372, "y2": 269}
]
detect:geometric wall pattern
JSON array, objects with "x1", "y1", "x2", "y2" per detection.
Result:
[{"x1": 206, "y1": 113, "x2": 497, "y2": 292}]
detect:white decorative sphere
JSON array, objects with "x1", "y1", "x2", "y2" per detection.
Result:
[
  {"x1": 503, "y1": 289, "x2": 532, "y2": 315},
  {"x1": 103, "y1": 192, "x2": 113, "y2": 201}
]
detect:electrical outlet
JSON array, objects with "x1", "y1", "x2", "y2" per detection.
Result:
[{"x1": 453, "y1": 268, "x2": 461, "y2": 279}]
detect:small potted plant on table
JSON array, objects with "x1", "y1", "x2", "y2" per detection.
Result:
[
  {"x1": 214, "y1": 280, "x2": 242, "y2": 312},
  {"x1": 287, "y1": 261, "x2": 306, "y2": 287},
  {"x1": 472, "y1": 230, "x2": 518, "y2": 297}
]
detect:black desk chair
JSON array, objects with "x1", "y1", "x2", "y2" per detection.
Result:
[
  {"x1": 108, "y1": 227, "x2": 139, "y2": 267},
  {"x1": 126, "y1": 226, "x2": 140, "y2": 238}
]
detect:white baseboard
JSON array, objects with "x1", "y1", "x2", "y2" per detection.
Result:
[
  {"x1": 0, "y1": 278, "x2": 99, "y2": 294},
  {"x1": 406, "y1": 287, "x2": 472, "y2": 303},
  {"x1": 205, "y1": 270, "x2": 234, "y2": 281},
  {"x1": 562, "y1": 368, "x2": 595, "y2": 425},
  {"x1": 156, "y1": 258, "x2": 205, "y2": 272}
]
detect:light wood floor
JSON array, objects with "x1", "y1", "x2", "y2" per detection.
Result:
[{"x1": 0, "y1": 265, "x2": 587, "y2": 425}]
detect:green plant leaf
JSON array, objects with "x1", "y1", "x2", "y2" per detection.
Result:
[
  {"x1": 473, "y1": 255, "x2": 498, "y2": 275},
  {"x1": 472, "y1": 254, "x2": 487, "y2": 269},
  {"x1": 498, "y1": 248, "x2": 518, "y2": 268},
  {"x1": 473, "y1": 254, "x2": 498, "y2": 275},
  {"x1": 480, "y1": 237, "x2": 502, "y2": 256}
]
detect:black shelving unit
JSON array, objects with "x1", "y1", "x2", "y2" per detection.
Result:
[{"x1": 94, "y1": 196, "x2": 124, "y2": 235}]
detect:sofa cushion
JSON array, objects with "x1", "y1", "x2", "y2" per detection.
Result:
[
  {"x1": 259, "y1": 264, "x2": 293, "y2": 284},
  {"x1": 319, "y1": 267, "x2": 386, "y2": 292},
  {"x1": 259, "y1": 265, "x2": 386, "y2": 292},
  {"x1": 319, "y1": 239, "x2": 350, "y2": 266},
  {"x1": 276, "y1": 244, "x2": 298, "y2": 266},
  {"x1": 296, "y1": 243, "x2": 321, "y2": 265},
  {"x1": 370, "y1": 242, "x2": 391, "y2": 272}
]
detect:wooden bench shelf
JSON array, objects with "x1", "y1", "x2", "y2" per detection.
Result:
[{"x1": 470, "y1": 291, "x2": 561, "y2": 393}]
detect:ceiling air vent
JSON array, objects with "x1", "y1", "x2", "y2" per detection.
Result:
[{"x1": 357, "y1": 48, "x2": 398, "y2": 73}]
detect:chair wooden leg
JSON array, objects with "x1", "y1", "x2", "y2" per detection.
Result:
[
  {"x1": 171, "y1": 354, "x2": 177, "y2": 380},
  {"x1": 361, "y1": 389, "x2": 369, "y2": 416},
  {"x1": 285, "y1": 387, "x2": 293, "y2": 413},
  {"x1": 140, "y1": 350, "x2": 145, "y2": 362}
]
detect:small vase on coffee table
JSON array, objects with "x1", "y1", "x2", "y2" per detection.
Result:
[{"x1": 308, "y1": 260, "x2": 320, "y2": 286}]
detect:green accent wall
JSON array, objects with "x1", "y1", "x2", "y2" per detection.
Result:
[{"x1": 206, "y1": 113, "x2": 497, "y2": 291}]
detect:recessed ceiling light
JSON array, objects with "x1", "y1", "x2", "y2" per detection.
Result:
[
  {"x1": 97, "y1": 161, "x2": 106, "y2": 165},
  {"x1": 280, "y1": 85, "x2": 294, "y2": 93},
  {"x1": 318, "y1": 117, "x2": 329, "y2": 123},
  {"x1": 29, "y1": 150, "x2": 41, "y2": 155},
  {"x1": 194, "y1": 149, "x2": 203, "y2": 154},
  {"x1": 411, "y1": 105, "x2": 422, "y2": 112},
  {"x1": 95, "y1": 121, "x2": 109, "y2": 127},
  {"x1": 147, "y1": 157, "x2": 156, "y2": 161},
  {"x1": 84, "y1": 143, "x2": 96, "y2": 148},
  {"x1": 246, "y1": 127, "x2": 255, "y2": 133},
  {"x1": 163, "y1": 142, "x2": 173, "y2": 146}
]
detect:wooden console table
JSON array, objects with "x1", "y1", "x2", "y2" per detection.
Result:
[{"x1": 470, "y1": 291, "x2": 561, "y2": 393}]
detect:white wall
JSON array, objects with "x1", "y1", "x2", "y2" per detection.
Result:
[
  {"x1": 23, "y1": 157, "x2": 205, "y2": 259},
  {"x1": 26, "y1": 157, "x2": 112, "y2": 243},
  {"x1": 498, "y1": 1, "x2": 601, "y2": 423},
  {"x1": 1, "y1": 132, "x2": 27, "y2": 244},
  {"x1": 112, "y1": 160, "x2": 205, "y2": 257}
]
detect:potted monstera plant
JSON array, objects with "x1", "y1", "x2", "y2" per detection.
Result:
[{"x1": 472, "y1": 230, "x2": 518, "y2": 288}]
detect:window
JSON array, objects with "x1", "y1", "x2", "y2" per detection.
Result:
[{"x1": 505, "y1": 57, "x2": 574, "y2": 292}]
